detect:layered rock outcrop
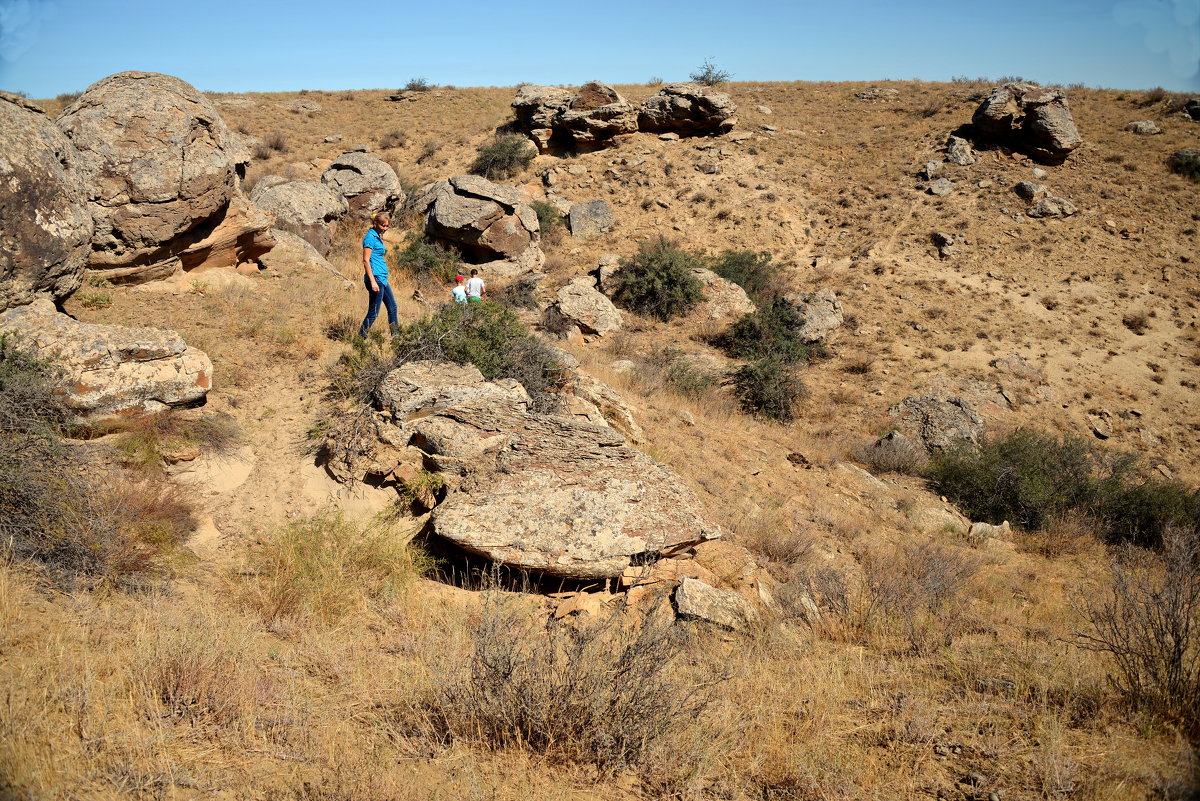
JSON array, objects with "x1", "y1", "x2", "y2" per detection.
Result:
[
  {"x1": 57, "y1": 71, "x2": 270, "y2": 282},
  {"x1": 413, "y1": 175, "x2": 543, "y2": 277},
  {"x1": 0, "y1": 91, "x2": 93, "y2": 311},
  {"x1": 0, "y1": 298, "x2": 212, "y2": 419},
  {"x1": 970, "y1": 82, "x2": 1082, "y2": 164},
  {"x1": 512, "y1": 81, "x2": 737, "y2": 152},
  {"x1": 321, "y1": 151, "x2": 403, "y2": 216}
]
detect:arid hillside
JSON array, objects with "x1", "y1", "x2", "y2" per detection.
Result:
[{"x1": 2, "y1": 79, "x2": 1197, "y2": 801}]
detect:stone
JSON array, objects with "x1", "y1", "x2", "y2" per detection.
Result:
[
  {"x1": 595, "y1": 253, "x2": 620, "y2": 294},
  {"x1": 781, "y1": 288, "x2": 844, "y2": 343},
  {"x1": 512, "y1": 82, "x2": 638, "y2": 152},
  {"x1": 659, "y1": 132, "x2": 680, "y2": 141},
  {"x1": 1027, "y1": 196, "x2": 1077, "y2": 218},
  {"x1": 638, "y1": 83, "x2": 738, "y2": 136},
  {"x1": 249, "y1": 178, "x2": 347, "y2": 255},
  {"x1": 945, "y1": 135, "x2": 977, "y2": 166},
  {"x1": 928, "y1": 178, "x2": 954, "y2": 196},
  {"x1": 971, "y1": 82, "x2": 1082, "y2": 164},
  {"x1": 756, "y1": 105, "x2": 772, "y2": 115},
  {"x1": 413, "y1": 176, "x2": 543, "y2": 277},
  {"x1": 923, "y1": 160, "x2": 943, "y2": 179},
  {"x1": 571, "y1": 372, "x2": 643, "y2": 443},
  {"x1": 690, "y1": 268, "x2": 756, "y2": 321},
  {"x1": 1185, "y1": 99, "x2": 1200, "y2": 121},
  {"x1": 56, "y1": 71, "x2": 255, "y2": 276},
  {"x1": 968, "y1": 520, "x2": 1011, "y2": 542},
  {"x1": 546, "y1": 276, "x2": 622, "y2": 336},
  {"x1": 858, "y1": 431, "x2": 927, "y2": 473},
  {"x1": 321, "y1": 151, "x2": 403, "y2": 216},
  {"x1": 1126, "y1": 120, "x2": 1162, "y2": 135},
  {"x1": 1013, "y1": 181, "x2": 1045, "y2": 200},
  {"x1": 932, "y1": 231, "x2": 956, "y2": 258},
  {"x1": 0, "y1": 297, "x2": 211, "y2": 420},
  {"x1": 854, "y1": 87, "x2": 899, "y2": 102},
  {"x1": 674, "y1": 578, "x2": 759, "y2": 630},
  {"x1": 0, "y1": 91, "x2": 93, "y2": 311},
  {"x1": 890, "y1": 394, "x2": 985, "y2": 452},
  {"x1": 1031, "y1": 167, "x2": 1049, "y2": 180},
  {"x1": 568, "y1": 199, "x2": 616, "y2": 239},
  {"x1": 281, "y1": 98, "x2": 321, "y2": 114}
]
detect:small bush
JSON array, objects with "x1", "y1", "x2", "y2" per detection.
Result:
[
  {"x1": 1141, "y1": 86, "x2": 1167, "y2": 106},
  {"x1": 378, "y1": 129, "x2": 407, "y2": 149},
  {"x1": 417, "y1": 138, "x2": 441, "y2": 165},
  {"x1": 718, "y1": 296, "x2": 820, "y2": 365},
  {"x1": 730, "y1": 357, "x2": 806, "y2": 422},
  {"x1": 611, "y1": 237, "x2": 705, "y2": 322},
  {"x1": 264, "y1": 131, "x2": 289, "y2": 153},
  {"x1": 491, "y1": 274, "x2": 543, "y2": 311},
  {"x1": 689, "y1": 58, "x2": 732, "y2": 86},
  {"x1": 529, "y1": 199, "x2": 564, "y2": 245},
  {"x1": 707, "y1": 249, "x2": 781, "y2": 300},
  {"x1": 852, "y1": 431, "x2": 928, "y2": 475},
  {"x1": 403, "y1": 77, "x2": 431, "y2": 92},
  {"x1": 392, "y1": 234, "x2": 462, "y2": 284},
  {"x1": 239, "y1": 511, "x2": 432, "y2": 625},
  {"x1": 108, "y1": 411, "x2": 242, "y2": 474},
  {"x1": 469, "y1": 134, "x2": 535, "y2": 181},
  {"x1": 1167, "y1": 149, "x2": 1200, "y2": 182},
  {"x1": 423, "y1": 594, "x2": 718, "y2": 771},
  {"x1": 75, "y1": 290, "x2": 112, "y2": 309},
  {"x1": 1077, "y1": 530, "x2": 1200, "y2": 742},
  {"x1": 55, "y1": 91, "x2": 82, "y2": 104}
]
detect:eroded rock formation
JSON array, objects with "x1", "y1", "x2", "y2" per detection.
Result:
[
  {"x1": 413, "y1": 175, "x2": 543, "y2": 277},
  {"x1": 970, "y1": 82, "x2": 1082, "y2": 164}
]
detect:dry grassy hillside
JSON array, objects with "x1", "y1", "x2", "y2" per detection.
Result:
[{"x1": 3, "y1": 80, "x2": 1198, "y2": 801}]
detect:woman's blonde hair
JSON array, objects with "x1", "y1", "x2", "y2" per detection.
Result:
[{"x1": 371, "y1": 211, "x2": 391, "y2": 226}]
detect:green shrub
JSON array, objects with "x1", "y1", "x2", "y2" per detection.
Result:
[
  {"x1": 707, "y1": 250, "x2": 781, "y2": 300},
  {"x1": 109, "y1": 412, "x2": 242, "y2": 475},
  {"x1": 392, "y1": 234, "x2": 462, "y2": 283},
  {"x1": 730, "y1": 357, "x2": 806, "y2": 422},
  {"x1": 927, "y1": 429, "x2": 1200, "y2": 547},
  {"x1": 719, "y1": 296, "x2": 820, "y2": 365},
  {"x1": 470, "y1": 134, "x2": 535, "y2": 181},
  {"x1": 529, "y1": 200, "x2": 564, "y2": 245},
  {"x1": 689, "y1": 58, "x2": 732, "y2": 86},
  {"x1": 1167, "y1": 149, "x2": 1200, "y2": 182},
  {"x1": 403, "y1": 77, "x2": 431, "y2": 92},
  {"x1": 611, "y1": 237, "x2": 705, "y2": 322}
]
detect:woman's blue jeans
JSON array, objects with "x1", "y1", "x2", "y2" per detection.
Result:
[{"x1": 359, "y1": 275, "x2": 398, "y2": 338}]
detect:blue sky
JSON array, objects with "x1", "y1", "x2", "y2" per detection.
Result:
[{"x1": 1, "y1": 0, "x2": 1197, "y2": 97}]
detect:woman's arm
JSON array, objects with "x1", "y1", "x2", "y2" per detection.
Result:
[{"x1": 363, "y1": 245, "x2": 378, "y2": 291}]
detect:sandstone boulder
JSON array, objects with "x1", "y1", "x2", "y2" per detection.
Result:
[
  {"x1": 0, "y1": 91, "x2": 93, "y2": 311},
  {"x1": 781, "y1": 288, "x2": 844, "y2": 343},
  {"x1": 945, "y1": 135, "x2": 977, "y2": 166},
  {"x1": 57, "y1": 72, "x2": 257, "y2": 277},
  {"x1": 567, "y1": 199, "x2": 615, "y2": 239},
  {"x1": 258, "y1": 229, "x2": 353, "y2": 287},
  {"x1": 1126, "y1": 120, "x2": 1162, "y2": 135},
  {"x1": 568, "y1": 372, "x2": 644, "y2": 444},
  {"x1": 971, "y1": 82, "x2": 1082, "y2": 164},
  {"x1": 322, "y1": 151, "x2": 403, "y2": 216},
  {"x1": 512, "y1": 82, "x2": 638, "y2": 152},
  {"x1": 690, "y1": 268, "x2": 756, "y2": 322},
  {"x1": 638, "y1": 83, "x2": 738, "y2": 136},
  {"x1": 890, "y1": 394, "x2": 984, "y2": 452},
  {"x1": 249, "y1": 178, "x2": 348, "y2": 255},
  {"x1": 1027, "y1": 196, "x2": 1077, "y2": 218},
  {"x1": 414, "y1": 175, "x2": 543, "y2": 277},
  {"x1": 674, "y1": 578, "x2": 760, "y2": 630},
  {"x1": 0, "y1": 298, "x2": 212, "y2": 420},
  {"x1": 1185, "y1": 99, "x2": 1200, "y2": 121},
  {"x1": 544, "y1": 276, "x2": 622, "y2": 336}
]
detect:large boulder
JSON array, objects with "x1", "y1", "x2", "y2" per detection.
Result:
[
  {"x1": 321, "y1": 151, "x2": 403, "y2": 216},
  {"x1": 413, "y1": 175, "x2": 543, "y2": 277},
  {"x1": 674, "y1": 577, "x2": 760, "y2": 630},
  {"x1": 249, "y1": 177, "x2": 347, "y2": 255},
  {"x1": 782, "y1": 288, "x2": 844, "y2": 343},
  {"x1": 890, "y1": 394, "x2": 985, "y2": 453},
  {"x1": 544, "y1": 276, "x2": 622, "y2": 336},
  {"x1": 0, "y1": 298, "x2": 212, "y2": 420},
  {"x1": 638, "y1": 83, "x2": 738, "y2": 136},
  {"x1": 0, "y1": 92, "x2": 93, "y2": 311},
  {"x1": 512, "y1": 82, "x2": 638, "y2": 152},
  {"x1": 330, "y1": 360, "x2": 720, "y2": 579},
  {"x1": 690, "y1": 268, "x2": 756, "y2": 322},
  {"x1": 567, "y1": 199, "x2": 615, "y2": 239},
  {"x1": 56, "y1": 72, "x2": 260, "y2": 279},
  {"x1": 970, "y1": 82, "x2": 1082, "y2": 164}
]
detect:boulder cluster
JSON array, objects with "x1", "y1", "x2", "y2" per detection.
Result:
[{"x1": 512, "y1": 81, "x2": 737, "y2": 152}]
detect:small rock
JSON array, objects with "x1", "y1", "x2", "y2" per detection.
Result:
[
  {"x1": 676, "y1": 409, "x2": 696, "y2": 426},
  {"x1": 1126, "y1": 120, "x2": 1162, "y2": 135},
  {"x1": 659, "y1": 132, "x2": 680, "y2": 141},
  {"x1": 1028, "y1": 196, "x2": 1077, "y2": 218},
  {"x1": 928, "y1": 178, "x2": 954, "y2": 196},
  {"x1": 1031, "y1": 167, "x2": 1049, "y2": 180},
  {"x1": 959, "y1": 772, "x2": 988, "y2": 789},
  {"x1": 756, "y1": 105, "x2": 772, "y2": 115},
  {"x1": 934, "y1": 744, "x2": 950, "y2": 756},
  {"x1": 760, "y1": 124, "x2": 777, "y2": 132},
  {"x1": 323, "y1": 134, "x2": 342, "y2": 143},
  {"x1": 610, "y1": 359, "x2": 635, "y2": 373},
  {"x1": 1013, "y1": 181, "x2": 1045, "y2": 200},
  {"x1": 924, "y1": 160, "x2": 943, "y2": 179}
]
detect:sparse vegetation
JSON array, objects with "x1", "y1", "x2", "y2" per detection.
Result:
[
  {"x1": 730, "y1": 356, "x2": 806, "y2": 422},
  {"x1": 76, "y1": 290, "x2": 112, "y2": 309},
  {"x1": 403, "y1": 77, "x2": 432, "y2": 92},
  {"x1": 707, "y1": 249, "x2": 782, "y2": 300},
  {"x1": 529, "y1": 199, "x2": 564, "y2": 245},
  {"x1": 469, "y1": 134, "x2": 534, "y2": 180},
  {"x1": 107, "y1": 411, "x2": 241, "y2": 474},
  {"x1": 689, "y1": 58, "x2": 732, "y2": 86},
  {"x1": 718, "y1": 296, "x2": 821, "y2": 365},
  {"x1": 392, "y1": 234, "x2": 463, "y2": 283},
  {"x1": 378, "y1": 129, "x2": 407, "y2": 148},
  {"x1": 1167, "y1": 149, "x2": 1200, "y2": 182},
  {"x1": 611, "y1": 237, "x2": 705, "y2": 322}
]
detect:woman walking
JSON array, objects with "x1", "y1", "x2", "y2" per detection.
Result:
[{"x1": 358, "y1": 212, "x2": 398, "y2": 338}]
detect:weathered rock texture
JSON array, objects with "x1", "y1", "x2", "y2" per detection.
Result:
[
  {"x1": 0, "y1": 91, "x2": 93, "y2": 311},
  {"x1": 970, "y1": 82, "x2": 1082, "y2": 164},
  {"x1": 259, "y1": 229, "x2": 353, "y2": 287},
  {"x1": 638, "y1": 83, "x2": 738, "y2": 136},
  {"x1": 57, "y1": 72, "x2": 266, "y2": 281},
  {"x1": 690, "y1": 268, "x2": 756, "y2": 322},
  {"x1": 890, "y1": 394, "x2": 985, "y2": 452},
  {"x1": 321, "y1": 151, "x2": 403, "y2": 216},
  {"x1": 324, "y1": 360, "x2": 720, "y2": 579},
  {"x1": 567, "y1": 199, "x2": 616, "y2": 239},
  {"x1": 782, "y1": 288, "x2": 844, "y2": 343},
  {"x1": 512, "y1": 81, "x2": 736, "y2": 152},
  {"x1": 0, "y1": 298, "x2": 212, "y2": 419},
  {"x1": 413, "y1": 175, "x2": 543, "y2": 277},
  {"x1": 674, "y1": 577, "x2": 760, "y2": 630},
  {"x1": 249, "y1": 177, "x2": 348, "y2": 255},
  {"x1": 544, "y1": 276, "x2": 622, "y2": 336}
]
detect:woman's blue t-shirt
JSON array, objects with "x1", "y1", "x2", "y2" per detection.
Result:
[{"x1": 363, "y1": 228, "x2": 388, "y2": 279}]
